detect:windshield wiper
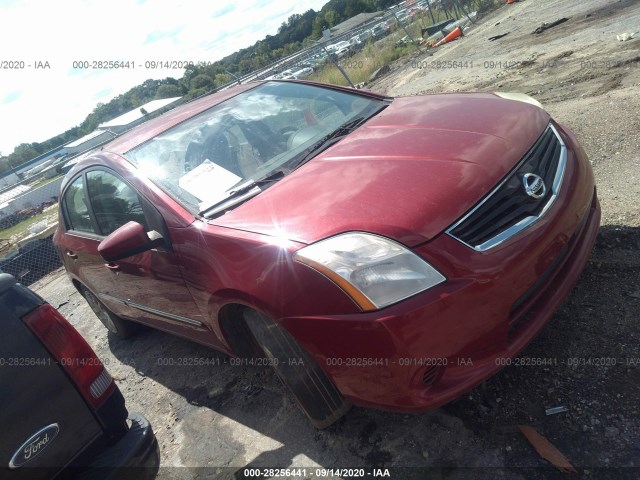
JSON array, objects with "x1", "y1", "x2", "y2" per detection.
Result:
[
  {"x1": 289, "y1": 116, "x2": 370, "y2": 170},
  {"x1": 200, "y1": 170, "x2": 285, "y2": 218},
  {"x1": 228, "y1": 169, "x2": 286, "y2": 197}
]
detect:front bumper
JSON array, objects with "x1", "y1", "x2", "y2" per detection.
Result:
[{"x1": 280, "y1": 123, "x2": 600, "y2": 411}]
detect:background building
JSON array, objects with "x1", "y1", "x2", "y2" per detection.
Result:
[
  {"x1": 96, "y1": 97, "x2": 182, "y2": 134},
  {"x1": 64, "y1": 130, "x2": 118, "y2": 156}
]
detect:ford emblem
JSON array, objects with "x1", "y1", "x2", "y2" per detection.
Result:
[{"x1": 8, "y1": 423, "x2": 60, "y2": 469}]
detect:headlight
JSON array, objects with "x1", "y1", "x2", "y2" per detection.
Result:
[{"x1": 293, "y1": 232, "x2": 446, "y2": 311}]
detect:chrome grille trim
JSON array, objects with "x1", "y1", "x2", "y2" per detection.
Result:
[{"x1": 447, "y1": 124, "x2": 567, "y2": 252}]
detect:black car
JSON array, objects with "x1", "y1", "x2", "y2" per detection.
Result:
[{"x1": 0, "y1": 273, "x2": 159, "y2": 479}]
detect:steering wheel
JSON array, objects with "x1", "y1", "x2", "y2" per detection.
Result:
[
  {"x1": 309, "y1": 92, "x2": 335, "y2": 120},
  {"x1": 287, "y1": 125, "x2": 326, "y2": 150}
]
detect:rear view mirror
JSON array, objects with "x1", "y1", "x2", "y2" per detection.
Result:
[{"x1": 98, "y1": 221, "x2": 164, "y2": 262}]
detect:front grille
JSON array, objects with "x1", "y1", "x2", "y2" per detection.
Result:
[{"x1": 448, "y1": 125, "x2": 566, "y2": 251}]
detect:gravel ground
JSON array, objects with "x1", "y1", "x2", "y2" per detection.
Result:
[{"x1": 33, "y1": 0, "x2": 640, "y2": 478}]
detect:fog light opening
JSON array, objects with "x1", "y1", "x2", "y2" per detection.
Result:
[{"x1": 422, "y1": 365, "x2": 445, "y2": 386}]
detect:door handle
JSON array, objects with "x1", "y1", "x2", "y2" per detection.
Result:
[
  {"x1": 104, "y1": 263, "x2": 120, "y2": 272},
  {"x1": 66, "y1": 251, "x2": 77, "y2": 259}
]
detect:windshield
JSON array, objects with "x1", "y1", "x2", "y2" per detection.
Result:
[{"x1": 125, "y1": 81, "x2": 384, "y2": 212}]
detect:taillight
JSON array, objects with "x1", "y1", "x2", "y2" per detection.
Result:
[{"x1": 22, "y1": 303, "x2": 115, "y2": 407}]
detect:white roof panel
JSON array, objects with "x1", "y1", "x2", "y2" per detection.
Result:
[
  {"x1": 98, "y1": 97, "x2": 181, "y2": 129},
  {"x1": 0, "y1": 184, "x2": 31, "y2": 204},
  {"x1": 64, "y1": 129, "x2": 111, "y2": 148}
]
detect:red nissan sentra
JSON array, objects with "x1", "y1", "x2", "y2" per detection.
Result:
[{"x1": 54, "y1": 81, "x2": 600, "y2": 428}]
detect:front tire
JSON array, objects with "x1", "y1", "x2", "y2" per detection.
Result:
[
  {"x1": 80, "y1": 286, "x2": 137, "y2": 339},
  {"x1": 243, "y1": 309, "x2": 351, "y2": 428}
]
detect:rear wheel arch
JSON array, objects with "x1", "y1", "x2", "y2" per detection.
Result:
[{"x1": 78, "y1": 283, "x2": 138, "y2": 339}]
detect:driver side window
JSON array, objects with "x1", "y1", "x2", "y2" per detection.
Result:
[
  {"x1": 86, "y1": 170, "x2": 148, "y2": 236},
  {"x1": 64, "y1": 176, "x2": 96, "y2": 234}
]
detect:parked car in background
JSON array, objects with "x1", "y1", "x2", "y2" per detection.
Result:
[
  {"x1": 292, "y1": 67, "x2": 314, "y2": 79},
  {"x1": 356, "y1": 29, "x2": 373, "y2": 43},
  {"x1": 54, "y1": 80, "x2": 600, "y2": 428},
  {"x1": 383, "y1": 18, "x2": 398, "y2": 31},
  {"x1": 408, "y1": 7, "x2": 421, "y2": 18},
  {"x1": 0, "y1": 273, "x2": 159, "y2": 479},
  {"x1": 277, "y1": 68, "x2": 296, "y2": 80},
  {"x1": 371, "y1": 23, "x2": 386, "y2": 38},
  {"x1": 335, "y1": 45, "x2": 351, "y2": 58},
  {"x1": 348, "y1": 35, "x2": 362, "y2": 52},
  {"x1": 397, "y1": 9, "x2": 411, "y2": 22},
  {"x1": 327, "y1": 40, "x2": 350, "y2": 55}
]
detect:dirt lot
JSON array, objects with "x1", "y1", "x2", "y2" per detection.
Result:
[{"x1": 34, "y1": 0, "x2": 640, "y2": 478}]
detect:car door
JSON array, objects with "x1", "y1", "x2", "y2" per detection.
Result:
[
  {"x1": 82, "y1": 168, "x2": 210, "y2": 335},
  {"x1": 57, "y1": 175, "x2": 122, "y2": 316}
]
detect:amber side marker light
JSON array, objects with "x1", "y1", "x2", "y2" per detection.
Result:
[{"x1": 295, "y1": 256, "x2": 378, "y2": 311}]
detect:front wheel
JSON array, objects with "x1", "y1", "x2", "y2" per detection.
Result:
[
  {"x1": 80, "y1": 286, "x2": 138, "y2": 339},
  {"x1": 243, "y1": 309, "x2": 351, "y2": 428}
]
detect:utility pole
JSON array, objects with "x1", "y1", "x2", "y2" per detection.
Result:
[
  {"x1": 391, "y1": 9, "x2": 422, "y2": 54},
  {"x1": 322, "y1": 45, "x2": 355, "y2": 88}
]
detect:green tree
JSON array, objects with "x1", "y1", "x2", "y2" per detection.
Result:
[
  {"x1": 190, "y1": 74, "x2": 214, "y2": 90},
  {"x1": 155, "y1": 84, "x2": 183, "y2": 99},
  {"x1": 213, "y1": 73, "x2": 232, "y2": 87},
  {"x1": 8, "y1": 143, "x2": 39, "y2": 167},
  {"x1": 311, "y1": 15, "x2": 329, "y2": 38},
  {"x1": 324, "y1": 9, "x2": 340, "y2": 27},
  {"x1": 183, "y1": 87, "x2": 209, "y2": 101},
  {"x1": 0, "y1": 156, "x2": 12, "y2": 175},
  {"x1": 346, "y1": 0, "x2": 367, "y2": 17}
]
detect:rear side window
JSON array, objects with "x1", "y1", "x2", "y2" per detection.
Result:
[
  {"x1": 86, "y1": 170, "x2": 147, "y2": 236},
  {"x1": 64, "y1": 177, "x2": 96, "y2": 234}
]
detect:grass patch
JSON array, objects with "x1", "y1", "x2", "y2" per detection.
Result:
[
  {"x1": 309, "y1": 36, "x2": 414, "y2": 87},
  {"x1": 0, "y1": 205, "x2": 58, "y2": 243}
]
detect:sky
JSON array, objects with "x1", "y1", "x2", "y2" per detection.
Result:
[{"x1": 0, "y1": 0, "x2": 329, "y2": 156}]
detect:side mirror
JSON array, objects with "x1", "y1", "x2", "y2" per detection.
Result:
[{"x1": 98, "y1": 221, "x2": 165, "y2": 262}]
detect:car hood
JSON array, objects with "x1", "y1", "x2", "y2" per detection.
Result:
[{"x1": 213, "y1": 93, "x2": 550, "y2": 247}]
